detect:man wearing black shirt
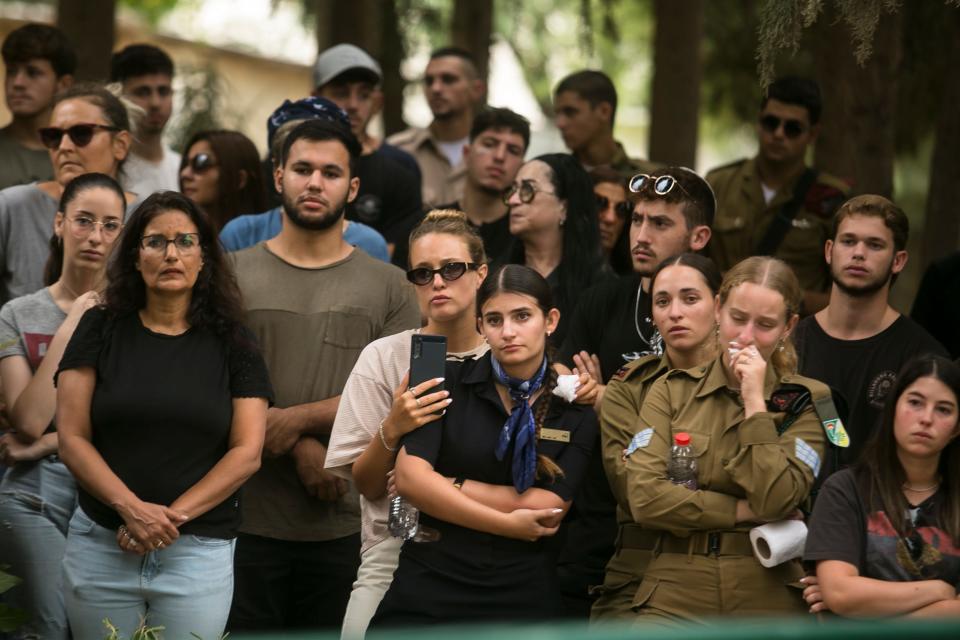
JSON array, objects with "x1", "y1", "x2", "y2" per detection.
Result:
[
  {"x1": 793, "y1": 195, "x2": 947, "y2": 466},
  {"x1": 435, "y1": 107, "x2": 528, "y2": 264}
]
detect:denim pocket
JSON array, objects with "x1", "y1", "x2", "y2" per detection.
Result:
[
  {"x1": 189, "y1": 534, "x2": 231, "y2": 547},
  {"x1": 67, "y1": 508, "x2": 96, "y2": 535}
]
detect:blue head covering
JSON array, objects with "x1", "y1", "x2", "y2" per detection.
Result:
[
  {"x1": 266, "y1": 96, "x2": 351, "y2": 149},
  {"x1": 491, "y1": 354, "x2": 549, "y2": 493}
]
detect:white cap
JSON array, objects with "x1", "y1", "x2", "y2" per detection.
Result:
[{"x1": 313, "y1": 43, "x2": 382, "y2": 88}]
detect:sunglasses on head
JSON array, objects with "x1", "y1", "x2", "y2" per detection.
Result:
[
  {"x1": 406, "y1": 262, "x2": 479, "y2": 286},
  {"x1": 759, "y1": 115, "x2": 807, "y2": 139},
  {"x1": 186, "y1": 153, "x2": 217, "y2": 173},
  {"x1": 595, "y1": 194, "x2": 633, "y2": 219},
  {"x1": 38, "y1": 123, "x2": 119, "y2": 150},
  {"x1": 628, "y1": 173, "x2": 691, "y2": 199}
]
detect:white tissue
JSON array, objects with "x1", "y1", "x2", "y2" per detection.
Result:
[
  {"x1": 749, "y1": 520, "x2": 807, "y2": 568},
  {"x1": 553, "y1": 374, "x2": 580, "y2": 402}
]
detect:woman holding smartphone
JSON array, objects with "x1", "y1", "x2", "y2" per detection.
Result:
[{"x1": 369, "y1": 264, "x2": 598, "y2": 626}]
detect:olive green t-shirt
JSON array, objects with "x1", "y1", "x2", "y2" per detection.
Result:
[
  {"x1": 231, "y1": 242, "x2": 421, "y2": 541},
  {"x1": 0, "y1": 128, "x2": 53, "y2": 190}
]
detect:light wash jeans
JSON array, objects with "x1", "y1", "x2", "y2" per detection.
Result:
[
  {"x1": 340, "y1": 536, "x2": 402, "y2": 640},
  {"x1": 0, "y1": 456, "x2": 77, "y2": 640},
  {"x1": 63, "y1": 508, "x2": 235, "y2": 640}
]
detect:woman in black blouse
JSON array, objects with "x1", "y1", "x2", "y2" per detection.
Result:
[
  {"x1": 372, "y1": 264, "x2": 598, "y2": 626},
  {"x1": 56, "y1": 191, "x2": 273, "y2": 639}
]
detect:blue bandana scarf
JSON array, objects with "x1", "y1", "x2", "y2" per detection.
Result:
[{"x1": 491, "y1": 354, "x2": 548, "y2": 493}]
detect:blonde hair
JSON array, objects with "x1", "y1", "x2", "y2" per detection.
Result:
[
  {"x1": 717, "y1": 256, "x2": 802, "y2": 375},
  {"x1": 408, "y1": 209, "x2": 487, "y2": 267}
]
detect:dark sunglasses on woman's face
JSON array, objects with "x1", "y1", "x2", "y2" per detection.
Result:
[
  {"x1": 501, "y1": 180, "x2": 556, "y2": 206},
  {"x1": 186, "y1": 153, "x2": 217, "y2": 173},
  {"x1": 595, "y1": 195, "x2": 633, "y2": 219},
  {"x1": 759, "y1": 114, "x2": 807, "y2": 139},
  {"x1": 38, "y1": 123, "x2": 120, "y2": 150},
  {"x1": 406, "y1": 262, "x2": 480, "y2": 286}
]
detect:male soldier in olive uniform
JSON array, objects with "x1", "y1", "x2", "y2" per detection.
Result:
[
  {"x1": 553, "y1": 70, "x2": 657, "y2": 179},
  {"x1": 706, "y1": 77, "x2": 849, "y2": 314}
]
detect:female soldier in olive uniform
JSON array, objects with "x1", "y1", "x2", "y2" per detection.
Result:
[
  {"x1": 625, "y1": 256, "x2": 843, "y2": 624},
  {"x1": 591, "y1": 254, "x2": 721, "y2": 622}
]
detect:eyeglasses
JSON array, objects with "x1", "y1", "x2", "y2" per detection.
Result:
[
  {"x1": 595, "y1": 195, "x2": 633, "y2": 219},
  {"x1": 759, "y1": 115, "x2": 807, "y2": 139},
  {"x1": 628, "y1": 173, "x2": 691, "y2": 199},
  {"x1": 67, "y1": 216, "x2": 123, "y2": 238},
  {"x1": 186, "y1": 153, "x2": 217, "y2": 173},
  {"x1": 406, "y1": 262, "x2": 479, "y2": 286},
  {"x1": 38, "y1": 124, "x2": 120, "y2": 150},
  {"x1": 140, "y1": 233, "x2": 201, "y2": 255},
  {"x1": 502, "y1": 180, "x2": 556, "y2": 206}
]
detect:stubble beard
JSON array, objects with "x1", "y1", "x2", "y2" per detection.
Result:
[{"x1": 282, "y1": 190, "x2": 348, "y2": 232}]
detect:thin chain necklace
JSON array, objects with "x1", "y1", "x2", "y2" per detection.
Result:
[
  {"x1": 633, "y1": 281, "x2": 663, "y2": 356},
  {"x1": 903, "y1": 478, "x2": 940, "y2": 493}
]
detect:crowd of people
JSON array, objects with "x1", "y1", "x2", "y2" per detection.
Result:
[{"x1": 0, "y1": 20, "x2": 958, "y2": 640}]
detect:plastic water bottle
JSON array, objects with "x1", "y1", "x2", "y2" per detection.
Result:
[
  {"x1": 388, "y1": 496, "x2": 419, "y2": 540},
  {"x1": 667, "y1": 432, "x2": 698, "y2": 490}
]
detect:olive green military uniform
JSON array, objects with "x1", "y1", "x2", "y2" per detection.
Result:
[
  {"x1": 705, "y1": 158, "x2": 849, "y2": 293},
  {"x1": 590, "y1": 354, "x2": 668, "y2": 622},
  {"x1": 624, "y1": 354, "x2": 834, "y2": 625},
  {"x1": 600, "y1": 141, "x2": 659, "y2": 181}
]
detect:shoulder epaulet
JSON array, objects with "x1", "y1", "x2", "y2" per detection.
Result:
[
  {"x1": 777, "y1": 375, "x2": 850, "y2": 448},
  {"x1": 609, "y1": 353, "x2": 662, "y2": 383},
  {"x1": 664, "y1": 363, "x2": 708, "y2": 381},
  {"x1": 705, "y1": 158, "x2": 748, "y2": 177}
]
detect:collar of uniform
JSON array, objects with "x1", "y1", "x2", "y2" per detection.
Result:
[
  {"x1": 416, "y1": 127, "x2": 469, "y2": 171},
  {"x1": 461, "y1": 351, "x2": 509, "y2": 414},
  {"x1": 642, "y1": 352, "x2": 671, "y2": 383},
  {"x1": 695, "y1": 351, "x2": 779, "y2": 401}
]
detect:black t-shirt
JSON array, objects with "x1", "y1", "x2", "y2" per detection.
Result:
[
  {"x1": 793, "y1": 314, "x2": 947, "y2": 466},
  {"x1": 805, "y1": 468, "x2": 960, "y2": 588},
  {"x1": 912, "y1": 250, "x2": 960, "y2": 359},
  {"x1": 437, "y1": 200, "x2": 513, "y2": 266},
  {"x1": 559, "y1": 273, "x2": 659, "y2": 383},
  {"x1": 57, "y1": 307, "x2": 274, "y2": 538}
]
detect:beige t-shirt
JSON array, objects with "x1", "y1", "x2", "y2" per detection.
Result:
[
  {"x1": 326, "y1": 328, "x2": 488, "y2": 552},
  {"x1": 232, "y1": 243, "x2": 421, "y2": 542}
]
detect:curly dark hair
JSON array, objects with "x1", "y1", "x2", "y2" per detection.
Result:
[{"x1": 104, "y1": 191, "x2": 245, "y2": 342}]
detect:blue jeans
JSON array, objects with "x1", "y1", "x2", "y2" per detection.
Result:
[
  {"x1": 63, "y1": 508, "x2": 235, "y2": 640},
  {"x1": 0, "y1": 457, "x2": 77, "y2": 640}
]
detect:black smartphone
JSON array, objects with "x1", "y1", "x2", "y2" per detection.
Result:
[{"x1": 410, "y1": 334, "x2": 446, "y2": 394}]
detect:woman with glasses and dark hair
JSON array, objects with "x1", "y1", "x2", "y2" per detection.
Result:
[
  {"x1": 0, "y1": 83, "x2": 139, "y2": 306},
  {"x1": 370, "y1": 264, "x2": 598, "y2": 627},
  {"x1": 55, "y1": 191, "x2": 274, "y2": 638},
  {"x1": 0, "y1": 173, "x2": 125, "y2": 640},
  {"x1": 803, "y1": 355, "x2": 960, "y2": 618},
  {"x1": 502, "y1": 153, "x2": 607, "y2": 346},
  {"x1": 589, "y1": 166, "x2": 632, "y2": 276},
  {"x1": 179, "y1": 129, "x2": 267, "y2": 232}
]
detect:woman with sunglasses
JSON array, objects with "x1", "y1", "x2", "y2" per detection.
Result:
[
  {"x1": 591, "y1": 252, "x2": 721, "y2": 623},
  {"x1": 625, "y1": 256, "x2": 838, "y2": 624},
  {"x1": 590, "y1": 167, "x2": 632, "y2": 276},
  {"x1": 370, "y1": 264, "x2": 597, "y2": 627},
  {"x1": 0, "y1": 83, "x2": 137, "y2": 306},
  {"x1": 502, "y1": 153, "x2": 606, "y2": 347},
  {"x1": 55, "y1": 191, "x2": 273, "y2": 638},
  {"x1": 803, "y1": 355, "x2": 960, "y2": 618},
  {"x1": 0, "y1": 173, "x2": 125, "y2": 640},
  {"x1": 179, "y1": 129, "x2": 267, "y2": 233}
]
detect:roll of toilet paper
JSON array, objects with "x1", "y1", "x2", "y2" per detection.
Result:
[{"x1": 749, "y1": 520, "x2": 807, "y2": 568}]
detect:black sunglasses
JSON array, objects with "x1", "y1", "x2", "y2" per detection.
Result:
[
  {"x1": 595, "y1": 195, "x2": 633, "y2": 219},
  {"x1": 759, "y1": 115, "x2": 807, "y2": 139},
  {"x1": 406, "y1": 262, "x2": 480, "y2": 286},
  {"x1": 186, "y1": 153, "x2": 217, "y2": 173},
  {"x1": 501, "y1": 180, "x2": 556, "y2": 206},
  {"x1": 38, "y1": 123, "x2": 119, "y2": 150}
]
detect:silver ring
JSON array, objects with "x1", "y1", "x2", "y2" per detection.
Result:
[
  {"x1": 414, "y1": 396, "x2": 421, "y2": 408},
  {"x1": 156, "y1": 540, "x2": 164, "y2": 549}
]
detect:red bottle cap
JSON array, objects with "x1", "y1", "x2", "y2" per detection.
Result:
[{"x1": 674, "y1": 432, "x2": 691, "y2": 446}]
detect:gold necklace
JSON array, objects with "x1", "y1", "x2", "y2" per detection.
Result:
[{"x1": 902, "y1": 479, "x2": 940, "y2": 493}]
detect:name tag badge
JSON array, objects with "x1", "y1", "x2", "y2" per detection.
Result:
[{"x1": 539, "y1": 428, "x2": 571, "y2": 443}]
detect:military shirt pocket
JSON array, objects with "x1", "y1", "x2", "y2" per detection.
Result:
[
  {"x1": 674, "y1": 431, "x2": 712, "y2": 484},
  {"x1": 630, "y1": 575, "x2": 660, "y2": 611}
]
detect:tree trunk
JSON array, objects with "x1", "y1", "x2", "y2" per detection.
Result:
[
  {"x1": 57, "y1": 0, "x2": 115, "y2": 82},
  {"x1": 812, "y1": 6, "x2": 901, "y2": 197},
  {"x1": 451, "y1": 0, "x2": 493, "y2": 89},
  {"x1": 648, "y1": 0, "x2": 703, "y2": 166},
  {"x1": 379, "y1": 0, "x2": 406, "y2": 136},
  {"x1": 920, "y1": 8, "x2": 960, "y2": 268}
]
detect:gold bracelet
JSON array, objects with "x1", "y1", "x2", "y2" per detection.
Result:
[{"x1": 378, "y1": 420, "x2": 398, "y2": 453}]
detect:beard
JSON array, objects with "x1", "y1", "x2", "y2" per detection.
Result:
[
  {"x1": 830, "y1": 257, "x2": 894, "y2": 297},
  {"x1": 282, "y1": 190, "x2": 348, "y2": 232}
]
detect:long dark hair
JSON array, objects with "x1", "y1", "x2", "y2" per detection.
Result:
[
  {"x1": 477, "y1": 264, "x2": 565, "y2": 481},
  {"x1": 506, "y1": 154, "x2": 603, "y2": 311},
  {"x1": 855, "y1": 355, "x2": 960, "y2": 546},
  {"x1": 43, "y1": 173, "x2": 126, "y2": 285},
  {"x1": 104, "y1": 191, "x2": 245, "y2": 343},
  {"x1": 180, "y1": 129, "x2": 267, "y2": 232},
  {"x1": 650, "y1": 252, "x2": 722, "y2": 296}
]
